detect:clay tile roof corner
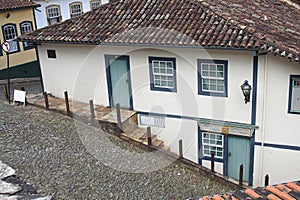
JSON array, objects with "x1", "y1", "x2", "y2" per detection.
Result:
[
  {"x1": 18, "y1": 0, "x2": 300, "y2": 63},
  {"x1": 0, "y1": 0, "x2": 40, "y2": 11},
  {"x1": 192, "y1": 181, "x2": 300, "y2": 200}
]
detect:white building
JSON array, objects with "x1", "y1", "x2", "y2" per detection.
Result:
[
  {"x1": 33, "y1": 0, "x2": 109, "y2": 28},
  {"x1": 19, "y1": 0, "x2": 300, "y2": 187}
]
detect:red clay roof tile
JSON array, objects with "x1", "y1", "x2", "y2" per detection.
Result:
[
  {"x1": 18, "y1": 0, "x2": 300, "y2": 63},
  {"x1": 0, "y1": 0, "x2": 39, "y2": 11}
]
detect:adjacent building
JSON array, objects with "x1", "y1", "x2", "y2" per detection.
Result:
[
  {"x1": 0, "y1": 0, "x2": 40, "y2": 80},
  {"x1": 19, "y1": 0, "x2": 300, "y2": 187},
  {"x1": 33, "y1": 0, "x2": 109, "y2": 29}
]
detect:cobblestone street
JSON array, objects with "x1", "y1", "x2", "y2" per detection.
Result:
[{"x1": 0, "y1": 80, "x2": 234, "y2": 199}]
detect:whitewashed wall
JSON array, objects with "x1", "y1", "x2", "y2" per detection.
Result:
[
  {"x1": 38, "y1": 44, "x2": 253, "y2": 122},
  {"x1": 34, "y1": 0, "x2": 109, "y2": 29},
  {"x1": 254, "y1": 55, "x2": 300, "y2": 186}
]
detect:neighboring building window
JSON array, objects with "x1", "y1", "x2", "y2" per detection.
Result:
[
  {"x1": 2, "y1": 24, "x2": 19, "y2": 53},
  {"x1": 70, "y1": 2, "x2": 83, "y2": 18},
  {"x1": 202, "y1": 132, "x2": 224, "y2": 158},
  {"x1": 46, "y1": 5, "x2": 61, "y2": 25},
  {"x1": 149, "y1": 57, "x2": 177, "y2": 92},
  {"x1": 198, "y1": 59, "x2": 228, "y2": 97},
  {"x1": 20, "y1": 21, "x2": 34, "y2": 50},
  {"x1": 47, "y1": 49, "x2": 56, "y2": 59},
  {"x1": 90, "y1": 0, "x2": 101, "y2": 10},
  {"x1": 288, "y1": 75, "x2": 300, "y2": 113}
]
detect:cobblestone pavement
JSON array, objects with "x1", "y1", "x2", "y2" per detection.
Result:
[{"x1": 0, "y1": 80, "x2": 234, "y2": 199}]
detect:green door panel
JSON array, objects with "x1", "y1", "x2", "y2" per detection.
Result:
[
  {"x1": 107, "y1": 56, "x2": 131, "y2": 109},
  {"x1": 227, "y1": 136, "x2": 250, "y2": 182}
]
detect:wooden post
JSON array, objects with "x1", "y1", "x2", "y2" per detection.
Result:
[
  {"x1": 44, "y1": 92, "x2": 49, "y2": 109},
  {"x1": 89, "y1": 99, "x2": 95, "y2": 122},
  {"x1": 179, "y1": 139, "x2": 183, "y2": 158},
  {"x1": 239, "y1": 164, "x2": 244, "y2": 186},
  {"x1": 211, "y1": 152, "x2": 215, "y2": 172},
  {"x1": 116, "y1": 103, "x2": 122, "y2": 131},
  {"x1": 265, "y1": 174, "x2": 269, "y2": 186},
  {"x1": 147, "y1": 126, "x2": 152, "y2": 146},
  {"x1": 3, "y1": 85, "x2": 8, "y2": 101},
  {"x1": 64, "y1": 91, "x2": 70, "y2": 114}
]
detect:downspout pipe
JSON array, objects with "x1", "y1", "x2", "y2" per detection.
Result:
[{"x1": 249, "y1": 50, "x2": 259, "y2": 186}]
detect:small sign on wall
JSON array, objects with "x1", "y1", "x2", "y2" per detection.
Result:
[{"x1": 13, "y1": 90, "x2": 26, "y2": 106}]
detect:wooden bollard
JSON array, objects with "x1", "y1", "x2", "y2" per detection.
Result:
[
  {"x1": 116, "y1": 103, "x2": 122, "y2": 131},
  {"x1": 239, "y1": 164, "x2": 244, "y2": 186},
  {"x1": 211, "y1": 152, "x2": 215, "y2": 172},
  {"x1": 44, "y1": 92, "x2": 49, "y2": 109},
  {"x1": 179, "y1": 139, "x2": 183, "y2": 158},
  {"x1": 3, "y1": 85, "x2": 8, "y2": 101},
  {"x1": 89, "y1": 99, "x2": 95, "y2": 122},
  {"x1": 64, "y1": 91, "x2": 70, "y2": 115},
  {"x1": 265, "y1": 174, "x2": 269, "y2": 186},
  {"x1": 147, "y1": 126, "x2": 152, "y2": 146}
]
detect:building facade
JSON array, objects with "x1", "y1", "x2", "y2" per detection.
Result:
[
  {"x1": 19, "y1": 0, "x2": 300, "y2": 187},
  {"x1": 0, "y1": 0, "x2": 40, "y2": 80},
  {"x1": 33, "y1": 0, "x2": 109, "y2": 29}
]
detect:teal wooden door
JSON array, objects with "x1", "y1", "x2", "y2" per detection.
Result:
[
  {"x1": 105, "y1": 55, "x2": 132, "y2": 109},
  {"x1": 227, "y1": 136, "x2": 250, "y2": 182}
]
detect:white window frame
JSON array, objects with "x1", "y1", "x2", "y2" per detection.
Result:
[
  {"x1": 20, "y1": 21, "x2": 33, "y2": 50},
  {"x1": 90, "y1": 0, "x2": 101, "y2": 10},
  {"x1": 202, "y1": 132, "x2": 224, "y2": 159},
  {"x1": 46, "y1": 5, "x2": 61, "y2": 25},
  {"x1": 149, "y1": 57, "x2": 177, "y2": 92},
  {"x1": 70, "y1": 2, "x2": 83, "y2": 18},
  {"x1": 2, "y1": 24, "x2": 19, "y2": 53},
  {"x1": 289, "y1": 75, "x2": 300, "y2": 113}
]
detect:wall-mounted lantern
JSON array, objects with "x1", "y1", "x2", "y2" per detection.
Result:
[{"x1": 241, "y1": 80, "x2": 251, "y2": 104}]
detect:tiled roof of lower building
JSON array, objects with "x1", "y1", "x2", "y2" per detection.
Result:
[
  {"x1": 0, "y1": 0, "x2": 40, "y2": 11},
  {"x1": 18, "y1": 0, "x2": 300, "y2": 63},
  {"x1": 192, "y1": 181, "x2": 300, "y2": 200}
]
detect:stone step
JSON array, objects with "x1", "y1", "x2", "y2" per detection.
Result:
[
  {"x1": 162, "y1": 145, "x2": 170, "y2": 151},
  {"x1": 142, "y1": 134, "x2": 157, "y2": 144},
  {"x1": 131, "y1": 127, "x2": 147, "y2": 139}
]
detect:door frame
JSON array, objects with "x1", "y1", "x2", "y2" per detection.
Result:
[{"x1": 105, "y1": 54, "x2": 133, "y2": 110}]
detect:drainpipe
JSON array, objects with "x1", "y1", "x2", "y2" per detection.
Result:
[{"x1": 258, "y1": 54, "x2": 268, "y2": 186}]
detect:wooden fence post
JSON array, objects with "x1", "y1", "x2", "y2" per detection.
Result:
[
  {"x1": 89, "y1": 99, "x2": 95, "y2": 122},
  {"x1": 3, "y1": 85, "x2": 8, "y2": 101},
  {"x1": 265, "y1": 174, "x2": 269, "y2": 186},
  {"x1": 64, "y1": 91, "x2": 70, "y2": 115},
  {"x1": 179, "y1": 139, "x2": 183, "y2": 158},
  {"x1": 211, "y1": 152, "x2": 215, "y2": 172},
  {"x1": 147, "y1": 126, "x2": 152, "y2": 146},
  {"x1": 116, "y1": 103, "x2": 122, "y2": 131},
  {"x1": 44, "y1": 92, "x2": 49, "y2": 109},
  {"x1": 239, "y1": 164, "x2": 244, "y2": 186}
]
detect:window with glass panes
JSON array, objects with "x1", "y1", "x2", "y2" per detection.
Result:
[
  {"x1": 70, "y1": 3, "x2": 83, "y2": 18},
  {"x1": 288, "y1": 75, "x2": 300, "y2": 113},
  {"x1": 149, "y1": 57, "x2": 176, "y2": 92},
  {"x1": 202, "y1": 132, "x2": 224, "y2": 158},
  {"x1": 198, "y1": 59, "x2": 228, "y2": 97},
  {"x1": 47, "y1": 6, "x2": 61, "y2": 25},
  {"x1": 20, "y1": 21, "x2": 33, "y2": 50},
  {"x1": 91, "y1": 0, "x2": 101, "y2": 9},
  {"x1": 2, "y1": 24, "x2": 19, "y2": 53}
]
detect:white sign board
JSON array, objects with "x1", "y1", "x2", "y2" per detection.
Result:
[
  {"x1": 1, "y1": 41, "x2": 10, "y2": 53},
  {"x1": 13, "y1": 90, "x2": 26, "y2": 106}
]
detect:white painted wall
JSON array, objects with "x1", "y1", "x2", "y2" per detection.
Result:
[
  {"x1": 38, "y1": 44, "x2": 253, "y2": 123},
  {"x1": 34, "y1": 0, "x2": 109, "y2": 29},
  {"x1": 202, "y1": 160, "x2": 223, "y2": 175},
  {"x1": 254, "y1": 55, "x2": 300, "y2": 186},
  {"x1": 39, "y1": 43, "x2": 300, "y2": 186}
]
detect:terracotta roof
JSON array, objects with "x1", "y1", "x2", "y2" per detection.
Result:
[
  {"x1": 0, "y1": 0, "x2": 40, "y2": 11},
  {"x1": 19, "y1": 0, "x2": 300, "y2": 62},
  {"x1": 192, "y1": 181, "x2": 300, "y2": 200}
]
